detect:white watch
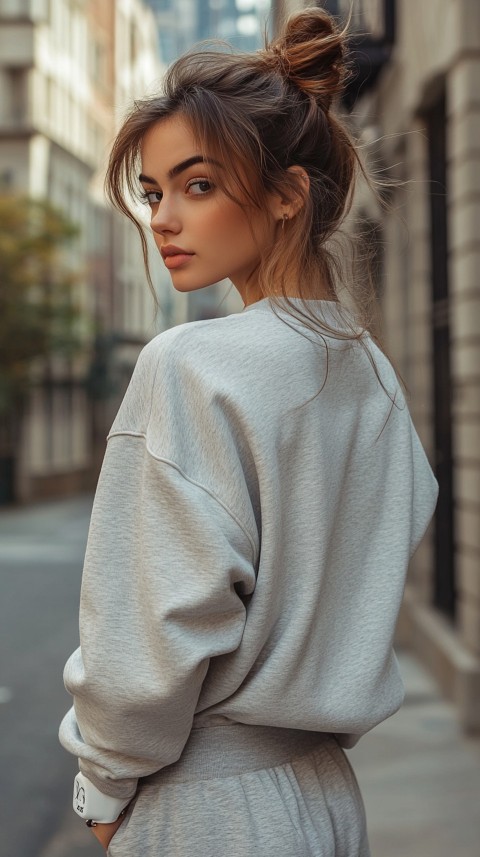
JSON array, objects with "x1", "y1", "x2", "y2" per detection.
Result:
[{"x1": 73, "y1": 772, "x2": 132, "y2": 824}]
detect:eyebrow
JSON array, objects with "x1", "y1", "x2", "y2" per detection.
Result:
[{"x1": 139, "y1": 155, "x2": 221, "y2": 185}]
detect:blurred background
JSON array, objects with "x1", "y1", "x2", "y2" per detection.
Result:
[{"x1": 0, "y1": 1, "x2": 479, "y2": 855}]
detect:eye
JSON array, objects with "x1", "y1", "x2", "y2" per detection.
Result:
[
  {"x1": 141, "y1": 190, "x2": 162, "y2": 206},
  {"x1": 186, "y1": 179, "x2": 214, "y2": 196}
]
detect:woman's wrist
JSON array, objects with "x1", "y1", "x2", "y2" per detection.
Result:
[{"x1": 88, "y1": 809, "x2": 129, "y2": 850}]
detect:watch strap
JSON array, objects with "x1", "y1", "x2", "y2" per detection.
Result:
[{"x1": 73, "y1": 772, "x2": 132, "y2": 823}]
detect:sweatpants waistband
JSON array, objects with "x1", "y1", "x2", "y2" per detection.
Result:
[{"x1": 146, "y1": 723, "x2": 340, "y2": 785}]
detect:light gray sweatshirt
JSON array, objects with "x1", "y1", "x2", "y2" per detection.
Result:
[{"x1": 59, "y1": 297, "x2": 439, "y2": 801}]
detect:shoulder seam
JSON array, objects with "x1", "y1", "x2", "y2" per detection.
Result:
[{"x1": 107, "y1": 430, "x2": 258, "y2": 565}]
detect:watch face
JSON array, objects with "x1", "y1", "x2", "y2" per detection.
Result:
[{"x1": 74, "y1": 777, "x2": 86, "y2": 815}]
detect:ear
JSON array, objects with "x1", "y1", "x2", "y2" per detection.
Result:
[{"x1": 268, "y1": 166, "x2": 310, "y2": 222}]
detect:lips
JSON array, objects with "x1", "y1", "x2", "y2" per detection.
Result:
[
  {"x1": 160, "y1": 244, "x2": 194, "y2": 270},
  {"x1": 161, "y1": 244, "x2": 193, "y2": 258}
]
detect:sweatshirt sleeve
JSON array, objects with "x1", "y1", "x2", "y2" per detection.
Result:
[{"x1": 58, "y1": 433, "x2": 256, "y2": 800}]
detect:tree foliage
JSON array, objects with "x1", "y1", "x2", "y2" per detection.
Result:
[{"x1": 0, "y1": 193, "x2": 86, "y2": 414}]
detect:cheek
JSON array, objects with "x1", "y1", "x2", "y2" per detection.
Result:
[
  {"x1": 205, "y1": 204, "x2": 255, "y2": 253},
  {"x1": 206, "y1": 200, "x2": 238, "y2": 229}
]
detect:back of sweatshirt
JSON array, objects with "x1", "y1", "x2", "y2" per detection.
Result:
[{"x1": 59, "y1": 297, "x2": 439, "y2": 801}]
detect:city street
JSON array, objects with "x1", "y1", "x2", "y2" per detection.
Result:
[
  {"x1": 1, "y1": 0, "x2": 480, "y2": 854},
  {"x1": 1, "y1": 495, "x2": 479, "y2": 857}
]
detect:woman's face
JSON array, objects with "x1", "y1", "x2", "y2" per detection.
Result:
[{"x1": 139, "y1": 115, "x2": 280, "y2": 305}]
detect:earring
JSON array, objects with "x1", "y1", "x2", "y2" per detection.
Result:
[{"x1": 281, "y1": 213, "x2": 289, "y2": 231}]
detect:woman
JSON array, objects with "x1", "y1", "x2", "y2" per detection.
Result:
[{"x1": 59, "y1": 7, "x2": 439, "y2": 856}]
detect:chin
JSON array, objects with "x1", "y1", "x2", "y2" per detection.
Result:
[
  {"x1": 170, "y1": 273, "x2": 228, "y2": 293},
  {"x1": 170, "y1": 281, "x2": 194, "y2": 293}
]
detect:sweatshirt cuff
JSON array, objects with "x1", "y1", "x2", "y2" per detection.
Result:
[{"x1": 78, "y1": 760, "x2": 138, "y2": 802}]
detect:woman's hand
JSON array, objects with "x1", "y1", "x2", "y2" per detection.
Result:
[{"x1": 89, "y1": 810, "x2": 127, "y2": 852}]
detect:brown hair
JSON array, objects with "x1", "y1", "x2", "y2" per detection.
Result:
[{"x1": 105, "y1": 6, "x2": 400, "y2": 410}]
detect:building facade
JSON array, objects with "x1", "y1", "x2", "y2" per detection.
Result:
[
  {"x1": 144, "y1": 0, "x2": 272, "y2": 67},
  {"x1": 0, "y1": 0, "x2": 178, "y2": 502},
  {"x1": 350, "y1": 0, "x2": 480, "y2": 733},
  {"x1": 272, "y1": 0, "x2": 480, "y2": 732}
]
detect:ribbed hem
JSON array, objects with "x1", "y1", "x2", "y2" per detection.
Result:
[{"x1": 143, "y1": 723, "x2": 338, "y2": 785}]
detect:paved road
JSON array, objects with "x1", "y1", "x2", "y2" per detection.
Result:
[
  {"x1": 1, "y1": 495, "x2": 479, "y2": 857},
  {"x1": 0, "y1": 494, "x2": 97, "y2": 857}
]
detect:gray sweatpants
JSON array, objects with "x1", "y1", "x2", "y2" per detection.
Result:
[{"x1": 107, "y1": 723, "x2": 371, "y2": 857}]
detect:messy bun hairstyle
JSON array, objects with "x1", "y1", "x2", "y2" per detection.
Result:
[{"x1": 106, "y1": 6, "x2": 395, "y2": 402}]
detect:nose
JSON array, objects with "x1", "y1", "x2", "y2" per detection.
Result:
[{"x1": 150, "y1": 198, "x2": 181, "y2": 236}]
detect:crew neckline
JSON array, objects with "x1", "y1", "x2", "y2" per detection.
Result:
[
  {"x1": 241, "y1": 296, "x2": 340, "y2": 313},
  {"x1": 239, "y1": 295, "x2": 364, "y2": 336}
]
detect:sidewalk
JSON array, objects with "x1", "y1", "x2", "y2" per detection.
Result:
[
  {"x1": 349, "y1": 649, "x2": 480, "y2": 857},
  {"x1": 40, "y1": 648, "x2": 480, "y2": 857}
]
